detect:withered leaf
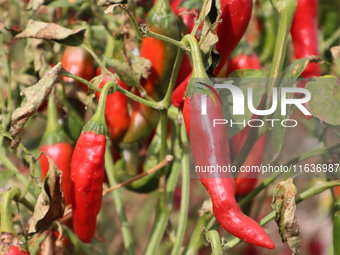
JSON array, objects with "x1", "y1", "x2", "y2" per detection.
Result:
[
  {"x1": 10, "y1": 63, "x2": 62, "y2": 148},
  {"x1": 272, "y1": 178, "x2": 300, "y2": 255},
  {"x1": 105, "y1": 56, "x2": 151, "y2": 87},
  {"x1": 28, "y1": 155, "x2": 65, "y2": 234},
  {"x1": 15, "y1": 20, "x2": 86, "y2": 46}
]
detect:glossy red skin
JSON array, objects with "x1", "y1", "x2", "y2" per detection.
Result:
[
  {"x1": 226, "y1": 53, "x2": 262, "y2": 76},
  {"x1": 290, "y1": 0, "x2": 320, "y2": 79},
  {"x1": 39, "y1": 143, "x2": 73, "y2": 206},
  {"x1": 70, "y1": 132, "x2": 106, "y2": 243},
  {"x1": 213, "y1": 0, "x2": 253, "y2": 76},
  {"x1": 5, "y1": 246, "x2": 30, "y2": 255},
  {"x1": 95, "y1": 68, "x2": 130, "y2": 145},
  {"x1": 183, "y1": 93, "x2": 274, "y2": 249},
  {"x1": 227, "y1": 53, "x2": 266, "y2": 195},
  {"x1": 61, "y1": 46, "x2": 95, "y2": 92}
]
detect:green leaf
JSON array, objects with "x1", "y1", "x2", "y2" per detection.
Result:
[
  {"x1": 15, "y1": 20, "x2": 86, "y2": 46},
  {"x1": 105, "y1": 56, "x2": 152, "y2": 87},
  {"x1": 306, "y1": 75, "x2": 340, "y2": 125},
  {"x1": 272, "y1": 56, "x2": 323, "y2": 155}
]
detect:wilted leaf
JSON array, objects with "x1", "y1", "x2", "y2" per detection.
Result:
[
  {"x1": 105, "y1": 56, "x2": 151, "y2": 87},
  {"x1": 29, "y1": 156, "x2": 65, "y2": 234},
  {"x1": 306, "y1": 75, "x2": 340, "y2": 125},
  {"x1": 15, "y1": 20, "x2": 86, "y2": 46},
  {"x1": 10, "y1": 63, "x2": 62, "y2": 148},
  {"x1": 272, "y1": 178, "x2": 300, "y2": 255}
]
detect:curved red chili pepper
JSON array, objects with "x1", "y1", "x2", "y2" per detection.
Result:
[
  {"x1": 213, "y1": 0, "x2": 253, "y2": 76},
  {"x1": 183, "y1": 91, "x2": 274, "y2": 249}
]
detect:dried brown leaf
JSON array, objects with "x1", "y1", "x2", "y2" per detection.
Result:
[
  {"x1": 28, "y1": 156, "x2": 65, "y2": 234},
  {"x1": 15, "y1": 20, "x2": 86, "y2": 46},
  {"x1": 10, "y1": 63, "x2": 62, "y2": 148},
  {"x1": 272, "y1": 178, "x2": 300, "y2": 255}
]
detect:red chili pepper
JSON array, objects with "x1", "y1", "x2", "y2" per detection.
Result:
[
  {"x1": 38, "y1": 94, "x2": 73, "y2": 206},
  {"x1": 95, "y1": 67, "x2": 130, "y2": 146},
  {"x1": 182, "y1": 35, "x2": 274, "y2": 249},
  {"x1": 61, "y1": 46, "x2": 95, "y2": 92},
  {"x1": 290, "y1": 0, "x2": 320, "y2": 79},
  {"x1": 4, "y1": 246, "x2": 30, "y2": 255},
  {"x1": 213, "y1": 0, "x2": 253, "y2": 76},
  {"x1": 183, "y1": 91, "x2": 274, "y2": 249},
  {"x1": 122, "y1": 0, "x2": 180, "y2": 143},
  {"x1": 70, "y1": 82, "x2": 112, "y2": 243},
  {"x1": 226, "y1": 52, "x2": 266, "y2": 196},
  {"x1": 226, "y1": 53, "x2": 262, "y2": 76}
]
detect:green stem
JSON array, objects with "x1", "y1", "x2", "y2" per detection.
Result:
[
  {"x1": 18, "y1": 197, "x2": 35, "y2": 212},
  {"x1": 191, "y1": 0, "x2": 209, "y2": 37},
  {"x1": 20, "y1": 156, "x2": 36, "y2": 199},
  {"x1": 170, "y1": 153, "x2": 190, "y2": 255},
  {"x1": 116, "y1": 86, "x2": 161, "y2": 109},
  {"x1": 41, "y1": 92, "x2": 70, "y2": 145},
  {"x1": 104, "y1": 144, "x2": 135, "y2": 255},
  {"x1": 184, "y1": 213, "x2": 213, "y2": 255},
  {"x1": 0, "y1": 187, "x2": 21, "y2": 234},
  {"x1": 144, "y1": 146, "x2": 182, "y2": 254},
  {"x1": 224, "y1": 180, "x2": 340, "y2": 250},
  {"x1": 266, "y1": 0, "x2": 298, "y2": 108},
  {"x1": 146, "y1": 31, "x2": 186, "y2": 50},
  {"x1": 259, "y1": 1, "x2": 276, "y2": 63},
  {"x1": 161, "y1": 49, "x2": 185, "y2": 108},
  {"x1": 117, "y1": 4, "x2": 144, "y2": 40},
  {"x1": 61, "y1": 69, "x2": 101, "y2": 92},
  {"x1": 159, "y1": 110, "x2": 168, "y2": 196},
  {"x1": 83, "y1": 81, "x2": 114, "y2": 135},
  {"x1": 205, "y1": 230, "x2": 222, "y2": 255},
  {"x1": 181, "y1": 35, "x2": 207, "y2": 78},
  {"x1": 104, "y1": 34, "x2": 115, "y2": 59}
]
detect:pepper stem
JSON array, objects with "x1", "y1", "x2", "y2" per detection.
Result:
[
  {"x1": 83, "y1": 81, "x2": 114, "y2": 135},
  {"x1": 45, "y1": 92, "x2": 59, "y2": 134},
  {"x1": 181, "y1": 35, "x2": 207, "y2": 79},
  {"x1": 0, "y1": 187, "x2": 21, "y2": 234}
]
